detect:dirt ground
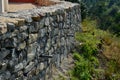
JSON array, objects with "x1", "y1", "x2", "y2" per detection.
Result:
[{"x1": 8, "y1": 3, "x2": 37, "y2": 12}]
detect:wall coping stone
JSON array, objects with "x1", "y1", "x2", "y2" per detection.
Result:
[{"x1": 0, "y1": 1, "x2": 79, "y2": 34}]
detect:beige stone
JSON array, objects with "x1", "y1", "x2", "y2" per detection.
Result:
[{"x1": 0, "y1": 23, "x2": 7, "y2": 34}]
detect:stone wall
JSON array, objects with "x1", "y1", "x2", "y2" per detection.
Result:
[{"x1": 0, "y1": 1, "x2": 81, "y2": 80}]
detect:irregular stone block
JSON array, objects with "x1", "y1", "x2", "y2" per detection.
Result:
[
  {"x1": 15, "y1": 18, "x2": 25, "y2": 26},
  {"x1": 7, "y1": 23, "x2": 15, "y2": 32},
  {"x1": 19, "y1": 25, "x2": 28, "y2": 32},
  {"x1": 17, "y1": 71, "x2": 23, "y2": 77},
  {"x1": 1, "y1": 61, "x2": 8, "y2": 71},
  {"x1": 45, "y1": 17, "x2": 50, "y2": 26},
  {"x1": 28, "y1": 33, "x2": 38, "y2": 44},
  {"x1": 23, "y1": 16, "x2": 33, "y2": 23},
  {"x1": 38, "y1": 28, "x2": 47, "y2": 37},
  {"x1": 17, "y1": 32, "x2": 28, "y2": 42},
  {"x1": 0, "y1": 23, "x2": 7, "y2": 34},
  {"x1": 14, "y1": 63, "x2": 24, "y2": 72},
  {"x1": 45, "y1": 39, "x2": 51, "y2": 52},
  {"x1": 0, "y1": 48, "x2": 10, "y2": 60},
  {"x1": 32, "y1": 15, "x2": 41, "y2": 21},
  {"x1": 17, "y1": 41, "x2": 26, "y2": 50},
  {"x1": 0, "y1": 74, "x2": 5, "y2": 80},
  {"x1": 3, "y1": 38, "x2": 17, "y2": 48},
  {"x1": 24, "y1": 62, "x2": 35, "y2": 73},
  {"x1": 39, "y1": 18, "x2": 45, "y2": 29},
  {"x1": 27, "y1": 43, "x2": 38, "y2": 61},
  {"x1": 5, "y1": 71, "x2": 11, "y2": 79},
  {"x1": 28, "y1": 24, "x2": 38, "y2": 33}
]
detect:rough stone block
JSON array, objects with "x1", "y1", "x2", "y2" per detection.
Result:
[
  {"x1": 24, "y1": 62, "x2": 35, "y2": 73},
  {"x1": 17, "y1": 41, "x2": 26, "y2": 50},
  {"x1": 14, "y1": 63, "x2": 24, "y2": 72},
  {"x1": 0, "y1": 23, "x2": 7, "y2": 34},
  {"x1": 0, "y1": 48, "x2": 10, "y2": 60},
  {"x1": 32, "y1": 15, "x2": 41, "y2": 21},
  {"x1": 7, "y1": 23, "x2": 15, "y2": 32},
  {"x1": 19, "y1": 25, "x2": 28, "y2": 32},
  {"x1": 27, "y1": 43, "x2": 38, "y2": 61},
  {"x1": 3, "y1": 38, "x2": 17, "y2": 48},
  {"x1": 28, "y1": 33, "x2": 38, "y2": 44},
  {"x1": 17, "y1": 32, "x2": 28, "y2": 42}
]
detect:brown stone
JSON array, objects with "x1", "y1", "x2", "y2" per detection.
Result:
[{"x1": 32, "y1": 15, "x2": 41, "y2": 21}]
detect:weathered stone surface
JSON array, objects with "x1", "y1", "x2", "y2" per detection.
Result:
[
  {"x1": 1, "y1": 61, "x2": 8, "y2": 71},
  {"x1": 39, "y1": 63, "x2": 45, "y2": 71},
  {"x1": 17, "y1": 41, "x2": 26, "y2": 50},
  {"x1": 45, "y1": 18, "x2": 50, "y2": 26},
  {"x1": 17, "y1": 32, "x2": 28, "y2": 42},
  {"x1": 0, "y1": 48, "x2": 10, "y2": 60},
  {"x1": 5, "y1": 71, "x2": 11, "y2": 79},
  {"x1": 19, "y1": 25, "x2": 28, "y2": 32},
  {"x1": 14, "y1": 63, "x2": 24, "y2": 72},
  {"x1": 29, "y1": 24, "x2": 39, "y2": 33},
  {"x1": 28, "y1": 34, "x2": 38, "y2": 44},
  {"x1": 0, "y1": 23, "x2": 7, "y2": 34},
  {"x1": 15, "y1": 18, "x2": 25, "y2": 26},
  {"x1": 39, "y1": 18, "x2": 45, "y2": 28},
  {"x1": 3, "y1": 38, "x2": 17, "y2": 48},
  {"x1": 0, "y1": 1, "x2": 81, "y2": 80},
  {"x1": 24, "y1": 62, "x2": 35, "y2": 73},
  {"x1": 7, "y1": 23, "x2": 15, "y2": 32},
  {"x1": 32, "y1": 15, "x2": 41, "y2": 21},
  {"x1": 38, "y1": 27, "x2": 47, "y2": 37},
  {"x1": 27, "y1": 43, "x2": 38, "y2": 61}
]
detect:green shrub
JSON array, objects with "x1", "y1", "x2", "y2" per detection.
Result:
[
  {"x1": 72, "y1": 52, "x2": 99, "y2": 80},
  {"x1": 71, "y1": 19, "x2": 120, "y2": 80},
  {"x1": 72, "y1": 53, "x2": 92, "y2": 80}
]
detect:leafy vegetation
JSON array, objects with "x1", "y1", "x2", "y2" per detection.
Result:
[
  {"x1": 70, "y1": 19, "x2": 120, "y2": 80},
  {"x1": 66, "y1": 0, "x2": 120, "y2": 36},
  {"x1": 65, "y1": 0, "x2": 120, "y2": 80}
]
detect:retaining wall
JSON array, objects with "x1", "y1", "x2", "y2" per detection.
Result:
[{"x1": 0, "y1": 1, "x2": 81, "y2": 80}]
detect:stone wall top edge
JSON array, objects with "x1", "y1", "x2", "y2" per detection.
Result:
[
  {"x1": 0, "y1": 1, "x2": 79, "y2": 18},
  {"x1": 0, "y1": 1, "x2": 80, "y2": 35}
]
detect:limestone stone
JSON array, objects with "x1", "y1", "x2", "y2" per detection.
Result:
[
  {"x1": 39, "y1": 63, "x2": 45, "y2": 71},
  {"x1": 24, "y1": 62, "x2": 35, "y2": 73},
  {"x1": 28, "y1": 34, "x2": 38, "y2": 44},
  {"x1": 17, "y1": 41, "x2": 26, "y2": 50},
  {"x1": 0, "y1": 23, "x2": 7, "y2": 34},
  {"x1": 14, "y1": 63, "x2": 24, "y2": 72},
  {"x1": 17, "y1": 71, "x2": 23, "y2": 77},
  {"x1": 45, "y1": 18, "x2": 50, "y2": 26},
  {"x1": 1, "y1": 61, "x2": 8, "y2": 71},
  {"x1": 27, "y1": 43, "x2": 38, "y2": 61}
]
